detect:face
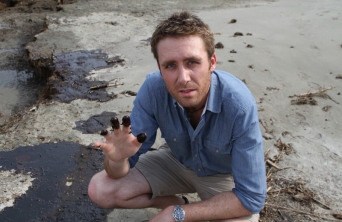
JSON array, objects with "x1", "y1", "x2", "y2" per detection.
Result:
[{"x1": 157, "y1": 35, "x2": 216, "y2": 110}]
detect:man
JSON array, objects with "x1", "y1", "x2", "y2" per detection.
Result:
[{"x1": 88, "y1": 11, "x2": 266, "y2": 222}]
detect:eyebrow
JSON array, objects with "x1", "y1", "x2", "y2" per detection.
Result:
[{"x1": 160, "y1": 56, "x2": 202, "y2": 67}]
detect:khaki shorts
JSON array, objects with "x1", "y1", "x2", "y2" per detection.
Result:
[{"x1": 135, "y1": 143, "x2": 259, "y2": 222}]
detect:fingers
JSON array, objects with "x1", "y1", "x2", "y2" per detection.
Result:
[
  {"x1": 132, "y1": 132, "x2": 148, "y2": 147},
  {"x1": 100, "y1": 129, "x2": 108, "y2": 136},
  {"x1": 93, "y1": 141, "x2": 109, "y2": 152},
  {"x1": 121, "y1": 115, "x2": 131, "y2": 133},
  {"x1": 100, "y1": 129, "x2": 111, "y2": 140},
  {"x1": 122, "y1": 115, "x2": 130, "y2": 127},
  {"x1": 99, "y1": 116, "x2": 145, "y2": 141},
  {"x1": 110, "y1": 117, "x2": 120, "y2": 130},
  {"x1": 137, "y1": 133, "x2": 147, "y2": 143}
]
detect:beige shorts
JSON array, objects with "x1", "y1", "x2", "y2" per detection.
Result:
[{"x1": 135, "y1": 143, "x2": 259, "y2": 222}]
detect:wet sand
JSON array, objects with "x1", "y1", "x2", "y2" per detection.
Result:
[{"x1": 1, "y1": 0, "x2": 342, "y2": 221}]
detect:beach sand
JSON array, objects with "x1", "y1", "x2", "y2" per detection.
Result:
[{"x1": 0, "y1": 0, "x2": 342, "y2": 221}]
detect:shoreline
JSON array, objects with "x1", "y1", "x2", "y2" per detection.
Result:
[{"x1": 1, "y1": 0, "x2": 342, "y2": 221}]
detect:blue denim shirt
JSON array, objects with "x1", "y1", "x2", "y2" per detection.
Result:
[{"x1": 129, "y1": 70, "x2": 266, "y2": 213}]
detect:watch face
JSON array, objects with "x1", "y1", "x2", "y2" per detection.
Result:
[{"x1": 172, "y1": 205, "x2": 185, "y2": 221}]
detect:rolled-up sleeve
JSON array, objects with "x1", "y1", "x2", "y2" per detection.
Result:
[
  {"x1": 129, "y1": 74, "x2": 159, "y2": 168},
  {"x1": 231, "y1": 103, "x2": 267, "y2": 213}
]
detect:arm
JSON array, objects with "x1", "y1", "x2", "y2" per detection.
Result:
[
  {"x1": 95, "y1": 73, "x2": 160, "y2": 178},
  {"x1": 94, "y1": 116, "x2": 147, "y2": 179},
  {"x1": 151, "y1": 191, "x2": 252, "y2": 222},
  {"x1": 231, "y1": 104, "x2": 266, "y2": 213}
]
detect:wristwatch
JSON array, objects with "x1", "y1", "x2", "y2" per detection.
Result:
[{"x1": 172, "y1": 205, "x2": 185, "y2": 222}]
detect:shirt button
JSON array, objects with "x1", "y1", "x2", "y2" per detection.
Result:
[
  {"x1": 216, "y1": 149, "x2": 219, "y2": 153},
  {"x1": 198, "y1": 168, "x2": 201, "y2": 171},
  {"x1": 195, "y1": 154, "x2": 198, "y2": 157},
  {"x1": 173, "y1": 137, "x2": 177, "y2": 141}
]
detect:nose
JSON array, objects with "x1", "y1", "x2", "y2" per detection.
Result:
[{"x1": 177, "y1": 66, "x2": 191, "y2": 86}]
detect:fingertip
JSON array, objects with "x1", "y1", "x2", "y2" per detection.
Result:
[
  {"x1": 100, "y1": 129, "x2": 108, "y2": 136},
  {"x1": 111, "y1": 117, "x2": 120, "y2": 130},
  {"x1": 122, "y1": 115, "x2": 131, "y2": 127},
  {"x1": 93, "y1": 142, "x2": 101, "y2": 148},
  {"x1": 137, "y1": 132, "x2": 147, "y2": 143}
]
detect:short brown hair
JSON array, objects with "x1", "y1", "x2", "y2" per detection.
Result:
[{"x1": 150, "y1": 11, "x2": 215, "y2": 61}]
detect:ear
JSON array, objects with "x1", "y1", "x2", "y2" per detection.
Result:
[{"x1": 209, "y1": 53, "x2": 217, "y2": 72}]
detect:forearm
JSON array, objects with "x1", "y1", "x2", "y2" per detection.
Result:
[
  {"x1": 104, "y1": 156, "x2": 130, "y2": 179},
  {"x1": 182, "y1": 191, "x2": 252, "y2": 221}
]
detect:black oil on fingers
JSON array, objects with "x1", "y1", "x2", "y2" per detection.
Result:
[
  {"x1": 137, "y1": 133, "x2": 147, "y2": 143},
  {"x1": 110, "y1": 117, "x2": 120, "y2": 129},
  {"x1": 100, "y1": 129, "x2": 108, "y2": 136},
  {"x1": 122, "y1": 115, "x2": 131, "y2": 127}
]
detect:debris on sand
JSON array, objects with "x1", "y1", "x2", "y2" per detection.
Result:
[
  {"x1": 215, "y1": 42, "x2": 224, "y2": 49},
  {"x1": 291, "y1": 96, "x2": 318, "y2": 105},
  {"x1": 120, "y1": 90, "x2": 137, "y2": 96},
  {"x1": 322, "y1": 105, "x2": 332, "y2": 112},
  {"x1": 229, "y1": 19, "x2": 237, "y2": 24},
  {"x1": 266, "y1": 86, "x2": 279, "y2": 91},
  {"x1": 261, "y1": 148, "x2": 340, "y2": 221},
  {"x1": 233, "y1": 32, "x2": 243, "y2": 37},
  {"x1": 89, "y1": 79, "x2": 124, "y2": 90},
  {"x1": 228, "y1": 60, "x2": 235, "y2": 63},
  {"x1": 289, "y1": 86, "x2": 338, "y2": 105},
  {"x1": 230, "y1": 49, "x2": 237, "y2": 53},
  {"x1": 333, "y1": 214, "x2": 342, "y2": 219},
  {"x1": 246, "y1": 44, "x2": 253, "y2": 48},
  {"x1": 336, "y1": 75, "x2": 342, "y2": 79},
  {"x1": 274, "y1": 138, "x2": 293, "y2": 155}
]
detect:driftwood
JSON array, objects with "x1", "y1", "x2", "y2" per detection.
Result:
[
  {"x1": 289, "y1": 86, "x2": 339, "y2": 105},
  {"x1": 90, "y1": 81, "x2": 124, "y2": 90},
  {"x1": 296, "y1": 86, "x2": 334, "y2": 97},
  {"x1": 266, "y1": 160, "x2": 281, "y2": 169}
]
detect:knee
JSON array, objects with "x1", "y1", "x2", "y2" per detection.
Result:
[
  {"x1": 88, "y1": 175, "x2": 100, "y2": 205},
  {"x1": 88, "y1": 171, "x2": 117, "y2": 209}
]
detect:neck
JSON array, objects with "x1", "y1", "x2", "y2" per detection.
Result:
[
  {"x1": 187, "y1": 103, "x2": 205, "y2": 129},
  {"x1": 187, "y1": 104, "x2": 205, "y2": 115}
]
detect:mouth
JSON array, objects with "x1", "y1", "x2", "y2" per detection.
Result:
[{"x1": 179, "y1": 88, "x2": 195, "y2": 96}]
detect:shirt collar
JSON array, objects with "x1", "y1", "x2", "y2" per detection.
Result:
[{"x1": 171, "y1": 71, "x2": 222, "y2": 114}]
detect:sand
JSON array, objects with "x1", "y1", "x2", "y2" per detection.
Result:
[{"x1": 0, "y1": 0, "x2": 342, "y2": 221}]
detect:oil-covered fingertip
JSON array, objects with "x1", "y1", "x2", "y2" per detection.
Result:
[
  {"x1": 137, "y1": 132, "x2": 147, "y2": 143},
  {"x1": 122, "y1": 115, "x2": 131, "y2": 127},
  {"x1": 110, "y1": 117, "x2": 120, "y2": 129},
  {"x1": 100, "y1": 129, "x2": 108, "y2": 136}
]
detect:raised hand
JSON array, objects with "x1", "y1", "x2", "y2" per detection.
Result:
[{"x1": 94, "y1": 115, "x2": 147, "y2": 162}]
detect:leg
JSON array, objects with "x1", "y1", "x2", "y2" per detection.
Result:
[
  {"x1": 134, "y1": 144, "x2": 196, "y2": 199},
  {"x1": 88, "y1": 168, "x2": 184, "y2": 209}
]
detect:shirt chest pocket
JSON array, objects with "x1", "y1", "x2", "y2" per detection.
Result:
[{"x1": 203, "y1": 139, "x2": 232, "y2": 155}]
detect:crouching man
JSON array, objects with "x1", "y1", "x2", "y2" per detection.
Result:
[{"x1": 88, "y1": 11, "x2": 266, "y2": 222}]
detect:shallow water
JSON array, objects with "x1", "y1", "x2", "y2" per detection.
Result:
[{"x1": 0, "y1": 69, "x2": 43, "y2": 125}]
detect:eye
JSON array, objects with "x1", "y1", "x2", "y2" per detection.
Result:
[
  {"x1": 165, "y1": 63, "x2": 175, "y2": 69},
  {"x1": 188, "y1": 60, "x2": 199, "y2": 65}
]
